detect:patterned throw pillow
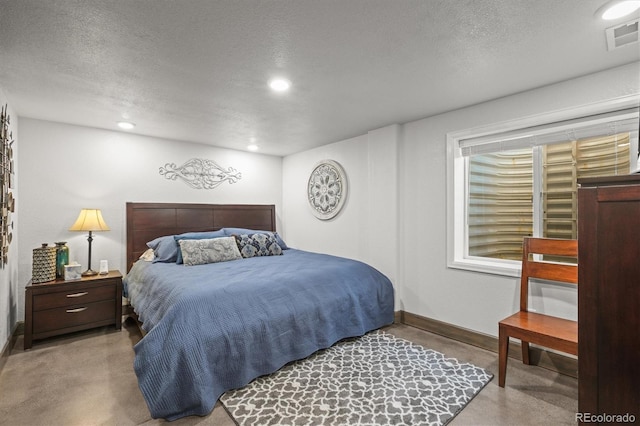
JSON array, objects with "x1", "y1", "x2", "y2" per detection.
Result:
[
  {"x1": 178, "y1": 237, "x2": 242, "y2": 266},
  {"x1": 234, "y1": 233, "x2": 283, "y2": 258},
  {"x1": 174, "y1": 229, "x2": 226, "y2": 264},
  {"x1": 223, "y1": 228, "x2": 289, "y2": 250}
]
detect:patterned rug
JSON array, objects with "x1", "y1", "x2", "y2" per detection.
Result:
[{"x1": 220, "y1": 331, "x2": 493, "y2": 425}]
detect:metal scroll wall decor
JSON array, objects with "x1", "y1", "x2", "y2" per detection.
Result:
[
  {"x1": 0, "y1": 104, "x2": 15, "y2": 267},
  {"x1": 159, "y1": 158, "x2": 242, "y2": 189},
  {"x1": 307, "y1": 160, "x2": 348, "y2": 220}
]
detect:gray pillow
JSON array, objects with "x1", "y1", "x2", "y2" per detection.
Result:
[
  {"x1": 174, "y1": 230, "x2": 226, "y2": 264},
  {"x1": 178, "y1": 237, "x2": 242, "y2": 266}
]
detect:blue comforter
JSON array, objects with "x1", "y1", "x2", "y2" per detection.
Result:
[{"x1": 124, "y1": 249, "x2": 394, "y2": 420}]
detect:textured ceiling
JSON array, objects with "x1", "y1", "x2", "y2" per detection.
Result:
[{"x1": 0, "y1": 0, "x2": 638, "y2": 156}]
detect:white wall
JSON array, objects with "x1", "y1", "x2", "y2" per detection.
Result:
[
  {"x1": 282, "y1": 125, "x2": 399, "y2": 301},
  {"x1": 0, "y1": 87, "x2": 19, "y2": 348},
  {"x1": 17, "y1": 119, "x2": 282, "y2": 320},
  {"x1": 284, "y1": 62, "x2": 640, "y2": 337}
]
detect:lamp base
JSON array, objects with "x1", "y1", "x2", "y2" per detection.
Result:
[{"x1": 81, "y1": 269, "x2": 99, "y2": 277}]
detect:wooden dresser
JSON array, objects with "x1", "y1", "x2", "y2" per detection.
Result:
[
  {"x1": 577, "y1": 175, "x2": 640, "y2": 422},
  {"x1": 24, "y1": 270, "x2": 122, "y2": 349}
]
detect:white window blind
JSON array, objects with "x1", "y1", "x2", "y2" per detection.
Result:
[
  {"x1": 459, "y1": 108, "x2": 639, "y2": 157},
  {"x1": 543, "y1": 133, "x2": 631, "y2": 240}
]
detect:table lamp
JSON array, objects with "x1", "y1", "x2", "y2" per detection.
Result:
[{"x1": 69, "y1": 208, "x2": 110, "y2": 276}]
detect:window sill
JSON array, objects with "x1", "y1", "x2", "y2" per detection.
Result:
[{"x1": 447, "y1": 257, "x2": 521, "y2": 278}]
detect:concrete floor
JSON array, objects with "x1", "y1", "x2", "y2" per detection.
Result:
[{"x1": 0, "y1": 320, "x2": 578, "y2": 425}]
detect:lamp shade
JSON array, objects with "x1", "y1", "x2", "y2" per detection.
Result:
[{"x1": 69, "y1": 209, "x2": 110, "y2": 232}]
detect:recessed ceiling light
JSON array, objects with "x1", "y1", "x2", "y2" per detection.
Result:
[
  {"x1": 598, "y1": 0, "x2": 640, "y2": 20},
  {"x1": 117, "y1": 121, "x2": 136, "y2": 130},
  {"x1": 247, "y1": 137, "x2": 259, "y2": 151},
  {"x1": 269, "y1": 78, "x2": 291, "y2": 92}
]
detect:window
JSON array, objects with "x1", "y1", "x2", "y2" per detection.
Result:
[{"x1": 447, "y1": 99, "x2": 639, "y2": 276}]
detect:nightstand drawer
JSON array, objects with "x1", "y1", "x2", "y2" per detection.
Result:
[
  {"x1": 32, "y1": 300, "x2": 115, "y2": 334},
  {"x1": 32, "y1": 284, "x2": 115, "y2": 311}
]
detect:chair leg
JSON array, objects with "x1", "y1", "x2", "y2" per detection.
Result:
[
  {"x1": 498, "y1": 326, "x2": 509, "y2": 387},
  {"x1": 522, "y1": 341, "x2": 530, "y2": 365}
]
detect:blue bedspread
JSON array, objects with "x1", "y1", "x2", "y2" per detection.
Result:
[{"x1": 124, "y1": 249, "x2": 394, "y2": 420}]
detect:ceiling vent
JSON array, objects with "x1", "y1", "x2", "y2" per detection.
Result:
[{"x1": 605, "y1": 18, "x2": 639, "y2": 50}]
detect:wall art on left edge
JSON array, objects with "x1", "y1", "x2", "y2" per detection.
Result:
[
  {"x1": 159, "y1": 158, "x2": 242, "y2": 189},
  {"x1": 0, "y1": 104, "x2": 15, "y2": 267}
]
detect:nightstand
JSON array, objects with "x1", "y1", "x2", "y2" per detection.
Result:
[{"x1": 24, "y1": 270, "x2": 123, "y2": 349}]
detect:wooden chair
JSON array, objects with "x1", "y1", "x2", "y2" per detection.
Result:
[{"x1": 498, "y1": 237, "x2": 578, "y2": 387}]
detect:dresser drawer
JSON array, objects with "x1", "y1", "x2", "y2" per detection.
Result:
[
  {"x1": 32, "y1": 300, "x2": 115, "y2": 334},
  {"x1": 32, "y1": 283, "x2": 115, "y2": 311}
]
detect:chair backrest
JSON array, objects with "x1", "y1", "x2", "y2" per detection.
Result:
[{"x1": 519, "y1": 237, "x2": 578, "y2": 312}]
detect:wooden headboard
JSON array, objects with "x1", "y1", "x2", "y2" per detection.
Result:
[{"x1": 126, "y1": 202, "x2": 276, "y2": 271}]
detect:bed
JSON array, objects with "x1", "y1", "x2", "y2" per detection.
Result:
[{"x1": 123, "y1": 202, "x2": 395, "y2": 420}]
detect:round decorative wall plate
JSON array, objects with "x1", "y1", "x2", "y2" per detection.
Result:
[{"x1": 307, "y1": 160, "x2": 348, "y2": 220}]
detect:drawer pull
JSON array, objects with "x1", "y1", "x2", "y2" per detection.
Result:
[
  {"x1": 66, "y1": 292, "x2": 89, "y2": 298},
  {"x1": 66, "y1": 307, "x2": 88, "y2": 313}
]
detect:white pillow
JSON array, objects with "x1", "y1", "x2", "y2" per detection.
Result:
[
  {"x1": 139, "y1": 248, "x2": 155, "y2": 262},
  {"x1": 178, "y1": 236, "x2": 242, "y2": 266}
]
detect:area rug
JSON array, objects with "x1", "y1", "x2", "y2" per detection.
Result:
[{"x1": 220, "y1": 331, "x2": 493, "y2": 425}]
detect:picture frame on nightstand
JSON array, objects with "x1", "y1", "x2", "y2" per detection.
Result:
[{"x1": 64, "y1": 264, "x2": 82, "y2": 281}]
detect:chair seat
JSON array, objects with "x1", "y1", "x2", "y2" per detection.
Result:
[{"x1": 499, "y1": 311, "x2": 577, "y2": 355}]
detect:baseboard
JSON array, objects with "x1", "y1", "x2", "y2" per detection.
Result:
[
  {"x1": 400, "y1": 310, "x2": 578, "y2": 379},
  {"x1": 0, "y1": 321, "x2": 23, "y2": 375}
]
